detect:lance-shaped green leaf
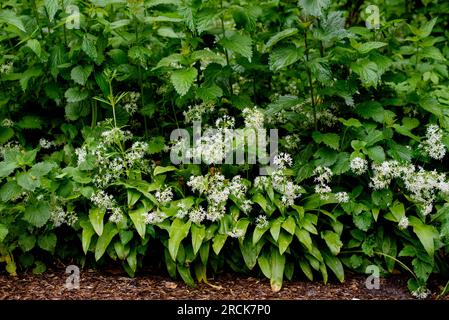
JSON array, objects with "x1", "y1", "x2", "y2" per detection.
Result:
[
  {"x1": 89, "y1": 207, "x2": 105, "y2": 236},
  {"x1": 95, "y1": 223, "x2": 118, "y2": 261},
  {"x1": 168, "y1": 218, "x2": 191, "y2": 260}
]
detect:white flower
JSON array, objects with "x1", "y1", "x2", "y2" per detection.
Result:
[
  {"x1": 421, "y1": 125, "x2": 446, "y2": 160},
  {"x1": 242, "y1": 107, "x2": 265, "y2": 129},
  {"x1": 155, "y1": 186, "x2": 173, "y2": 205},
  {"x1": 123, "y1": 91, "x2": 140, "y2": 115},
  {"x1": 39, "y1": 138, "x2": 54, "y2": 149},
  {"x1": 1, "y1": 118, "x2": 14, "y2": 127},
  {"x1": 255, "y1": 215, "x2": 269, "y2": 229},
  {"x1": 313, "y1": 166, "x2": 333, "y2": 184},
  {"x1": 227, "y1": 228, "x2": 245, "y2": 238},
  {"x1": 176, "y1": 202, "x2": 189, "y2": 219},
  {"x1": 50, "y1": 206, "x2": 78, "y2": 227},
  {"x1": 101, "y1": 127, "x2": 133, "y2": 145},
  {"x1": 0, "y1": 62, "x2": 13, "y2": 74},
  {"x1": 109, "y1": 207, "x2": 124, "y2": 224},
  {"x1": 90, "y1": 190, "x2": 115, "y2": 209},
  {"x1": 273, "y1": 152, "x2": 293, "y2": 169},
  {"x1": 183, "y1": 103, "x2": 215, "y2": 123},
  {"x1": 350, "y1": 157, "x2": 368, "y2": 175},
  {"x1": 75, "y1": 147, "x2": 87, "y2": 166},
  {"x1": 189, "y1": 206, "x2": 206, "y2": 224},
  {"x1": 412, "y1": 287, "x2": 431, "y2": 299},
  {"x1": 144, "y1": 210, "x2": 167, "y2": 225},
  {"x1": 335, "y1": 192, "x2": 350, "y2": 203},
  {"x1": 284, "y1": 134, "x2": 301, "y2": 150},
  {"x1": 398, "y1": 216, "x2": 409, "y2": 229},
  {"x1": 215, "y1": 115, "x2": 235, "y2": 129}
]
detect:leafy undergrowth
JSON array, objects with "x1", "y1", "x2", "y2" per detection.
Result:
[{"x1": 1, "y1": 0, "x2": 449, "y2": 299}]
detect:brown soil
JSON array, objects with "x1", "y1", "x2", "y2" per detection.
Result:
[{"x1": 0, "y1": 268, "x2": 447, "y2": 300}]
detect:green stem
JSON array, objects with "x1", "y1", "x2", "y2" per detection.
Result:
[
  {"x1": 30, "y1": 0, "x2": 45, "y2": 39},
  {"x1": 220, "y1": 0, "x2": 233, "y2": 96},
  {"x1": 304, "y1": 29, "x2": 317, "y2": 131}
]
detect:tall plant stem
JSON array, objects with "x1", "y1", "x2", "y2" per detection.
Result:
[
  {"x1": 304, "y1": 29, "x2": 317, "y2": 131},
  {"x1": 31, "y1": 0, "x2": 45, "y2": 39},
  {"x1": 220, "y1": 0, "x2": 233, "y2": 96}
]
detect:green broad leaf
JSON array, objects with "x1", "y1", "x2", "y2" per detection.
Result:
[
  {"x1": 191, "y1": 224, "x2": 205, "y2": 255},
  {"x1": 29, "y1": 161, "x2": 56, "y2": 177},
  {"x1": 278, "y1": 232, "x2": 293, "y2": 255},
  {"x1": 281, "y1": 216, "x2": 296, "y2": 235},
  {"x1": 211, "y1": 233, "x2": 227, "y2": 255},
  {"x1": 196, "y1": 82, "x2": 223, "y2": 102},
  {"x1": 170, "y1": 68, "x2": 197, "y2": 96},
  {"x1": 268, "y1": 46, "x2": 302, "y2": 71},
  {"x1": 169, "y1": 218, "x2": 191, "y2": 261},
  {"x1": 298, "y1": 257, "x2": 314, "y2": 281},
  {"x1": 312, "y1": 132, "x2": 340, "y2": 150},
  {"x1": 353, "y1": 211, "x2": 373, "y2": 232},
  {"x1": 82, "y1": 34, "x2": 98, "y2": 61},
  {"x1": 322, "y1": 251, "x2": 344, "y2": 282},
  {"x1": 119, "y1": 230, "x2": 133, "y2": 245},
  {"x1": 351, "y1": 59, "x2": 381, "y2": 87},
  {"x1": 71, "y1": 65, "x2": 93, "y2": 86},
  {"x1": 263, "y1": 28, "x2": 298, "y2": 52},
  {"x1": 17, "y1": 115, "x2": 42, "y2": 130},
  {"x1": 164, "y1": 248, "x2": 177, "y2": 278},
  {"x1": 95, "y1": 222, "x2": 118, "y2": 261},
  {"x1": 355, "y1": 42, "x2": 387, "y2": 54},
  {"x1": 0, "y1": 10, "x2": 26, "y2": 32},
  {"x1": 153, "y1": 165, "x2": 177, "y2": 176},
  {"x1": 24, "y1": 202, "x2": 51, "y2": 227},
  {"x1": 80, "y1": 220, "x2": 95, "y2": 254},
  {"x1": 129, "y1": 207, "x2": 147, "y2": 239},
  {"x1": 366, "y1": 146, "x2": 385, "y2": 163},
  {"x1": 409, "y1": 18, "x2": 437, "y2": 38},
  {"x1": 32, "y1": 261, "x2": 46, "y2": 274},
  {"x1": 219, "y1": 33, "x2": 253, "y2": 61},
  {"x1": 37, "y1": 233, "x2": 57, "y2": 253},
  {"x1": 239, "y1": 236, "x2": 264, "y2": 270},
  {"x1": 339, "y1": 118, "x2": 362, "y2": 127},
  {"x1": 20, "y1": 67, "x2": 43, "y2": 91},
  {"x1": 0, "y1": 127, "x2": 14, "y2": 144},
  {"x1": 298, "y1": 0, "x2": 330, "y2": 17},
  {"x1": 258, "y1": 252, "x2": 271, "y2": 278},
  {"x1": 114, "y1": 241, "x2": 127, "y2": 260},
  {"x1": 177, "y1": 264, "x2": 195, "y2": 287},
  {"x1": 408, "y1": 217, "x2": 438, "y2": 257},
  {"x1": 126, "y1": 248, "x2": 137, "y2": 272},
  {"x1": 295, "y1": 228, "x2": 313, "y2": 252},
  {"x1": 270, "y1": 218, "x2": 283, "y2": 241},
  {"x1": 356, "y1": 101, "x2": 384, "y2": 122},
  {"x1": 0, "y1": 224, "x2": 9, "y2": 242},
  {"x1": 270, "y1": 249, "x2": 285, "y2": 292},
  {"x1": 127, "y1": 189, "x2": 141, "y2": 207},
  {"x1": 389, "y1": 201, "x2": 405, "y2": 221},
  {"x1": 252, "y1": 193, "x2": 268, "y2": 212},
  {"x1": 26, "y1": 39, "x2": 43, "y2": 59},
  {"x1": 321, "y1": 230, "x2": 343, "y2": 255},
  {"x1": 19, "y1": 234, "x2": 36, "y2": 252},
  {"x1": 253, "y1": 224, "x2": 270, "y2": 244},
  {"x1": 44, "y1": 0, "x2": 60, "y2": 22},
  {"x1": 89, "y1": 207, "x2": 105, "y2": 236},
  {"x1": 0, "y1": 161, "x2": 17, "y2": 178},
  {"x1": 65, "y1": 87, "x2": 89, "y2": 103}
]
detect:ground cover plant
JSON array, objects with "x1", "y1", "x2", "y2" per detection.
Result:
[{"x1": 1, "y1": 0, "x2": 449, "y2": 299}]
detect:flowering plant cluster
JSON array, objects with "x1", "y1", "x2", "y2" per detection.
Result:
[{"x1": 1, "y1": 0, "x2": 449, "y2": 298}]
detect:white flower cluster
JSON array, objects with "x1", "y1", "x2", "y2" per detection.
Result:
[
  {"x1": 421, "y1": 125, "x2": 446, "y2": 160},
  {"x1": 39, "y1": 138, "x2": 54, "y2": 149},
  {"x1": 155, "y1": 186, "x2": 174, "y2": 206},
  {"x1": 242, "y1": 107, "x2": 265, "y2": 129},
  {"x1": 75, "y1": 146, "x2": 87, "y2": 166},
  {"x1": 123, "y1": 92, "x2": 140, "y2": 115},
  {"x1": 186, "y1": 173, "x2": 252, "y2": 223},
  {"x1": 335, "y1": 191, "x2": 350, "y2": 203},
  {"x1": 370, "y1": 160, "x2": 449, "y2": 215},
  {"x1": 50, "y1": 206, "x2": 78, "y2": 227},
  {"x1": 227, "y1": 228, "x2": 245, "y2": 238},
  {"x1": 101, "y1": 127, "x2": 133, "y2": 146},
  {"x1": 1, "y1": 118, "x2": 14, "y2": 127},
  {"x1": 255, "y1": 214, "x2": 269, "y2": 229},
  {"x1": 183, "y1": 103, "x2": 215, "y2": 123},
  {"x1": 0, "y1": 62, "x2": 13, "y2": 74},
  {"x1": 125, "y1": 141, "x2": 148, "y2": 166},
  {"x1": 412, "y1": 287, "x2": 431, "y2": 299},
  {"x1": 350, "y1": 157, "x2": 368, "y2": 175},
  {"x1": 313, "y1": 166, "x2": 333, "y2": 200},
  {"x1": 90, "y1": 191, "x2": 124, "y2": 223},
  {"x1": 398, "y1": 216, "x2": 409, "y2": 229},
  {"x1": 258, "y1": 153, "x2": 302, "y2": 207},
  {"x1": 284, "y1": 134, "x2": 301, "y2": 150},
  {"x1": 0, "y1": 141, "x2": 21, "y2": 160},
  {"x1": 144, "y1": 210, "x2": 167, "y2": 225}
]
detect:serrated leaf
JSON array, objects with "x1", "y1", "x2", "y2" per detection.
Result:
[
  {"x1": 44, "y1": 0, "x2": 60, "y2": 22},
  {"x1": 355, "y1": 42, "x2": 387, "y2": 54},
  {"x1": 37, "y1": 233, "x2": 57, "y2": 253},
  {"x1": 0, "y1": 224, "x2": 8, "y2": 242},
  {"x1": 0, "y1": 10, "x2": 26, "y2": 32},
  {"x1": 65, "y1": 87, "x2": 89, "y2": 103},
  {"x1": 24, "y1": 202, "x2": 51, "y2": 227},
  {"x1": 263, "y1": 28, "x2": 298, "y2": 52},
  {"x1": 298, "y1": 0, "x2": 330, "y2": 17},
  {"x1": 82, "y1": 34, "x2": 97, "y2": 61},
  {"x1": 269, "y1": 46, "x2": 302, "y2": 71},
  {"x1": 71, "y1": 65, "x2": 93, "y2": 86},
  {"x1": 219, "y1": 33, "x2": 253, "y2": 61},
  {"x1": 170, "y1": 68, "x2": 197, "y2": 96}
]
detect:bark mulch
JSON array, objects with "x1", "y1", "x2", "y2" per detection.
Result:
[{"x1": 0, "y1": 268, "x2": 447, "y2": 300}]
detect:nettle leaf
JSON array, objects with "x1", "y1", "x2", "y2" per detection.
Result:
[
  {"x1": 37, "y1": 233, "x2": 57, "y2": 253},
  {"x1": 354, "y1": 41, "x2": 387, "y2": 54},
  {"x1": 24, "y1": 202, "x2": 51, "y2": 228},
  {"x1": 269, "y1": 46, "x2": 302, "y2": 71},
  {"x1": 44, "y1": 0, "x2": 60, "y2": 22},
  {"x1": 71, "y1": 65, "x2": 93, "y2": 86},
  {"x1": 0, "y1": 181, "x2": 22, "y2": 202},
  {"x1": 0, "y1": 10, "x2": 26, "y2": 32},
  {"x1": 263, "y1": 28, "x2": 298, "y2": 52},
  {"x1": 312, "y1": 132, "x2": 340, "y2": 150},
  {"x1": 298, "y1": 0, "x2": 330, "y2": 17},
  {"x1": 351, "y1": 59, "x2": 381, "y2": 87},
  {"x1": 0, "y1": 224, "x2": 8, "y2": 242},
  {"x1": 82, "y1": 34, "x2": 98, "y2": 61},
  {"x1": 26, "y1": 39, "x2": 43, "y2": 60},
  {"x1": 65, "y1": 87, "x2": 89, "y2": 103},
  {"x1": 170, "y1": 67, "x2": 197, "y2": 96},
  {"x1": 219, "y1": 33, "x2": 253, "y2": 61}
]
